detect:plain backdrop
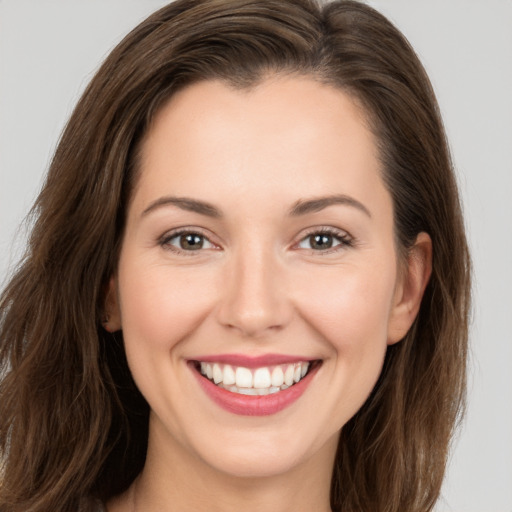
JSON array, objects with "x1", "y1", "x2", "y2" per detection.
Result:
[{"x1": 1, "y1": 1, "x2": 511, "y2": 511}]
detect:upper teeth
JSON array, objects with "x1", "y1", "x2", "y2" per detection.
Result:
[{"x1": 199, "y1": 362, "x2": 310, "y2": 391}]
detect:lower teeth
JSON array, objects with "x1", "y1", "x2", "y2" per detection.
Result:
[{"x1": 216, "y1": 383, "x2": 291, "y2": 396}]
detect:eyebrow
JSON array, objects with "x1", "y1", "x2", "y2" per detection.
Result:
[
  {"x1": 289, "y1": 194, "x2": 372, "y2": 218},
  {"x1": 141, "y1": 193, "x2": 371, "y2": 219},
  {"x1": 141, "y1": 196, "x2": 222, "y2": 218}
]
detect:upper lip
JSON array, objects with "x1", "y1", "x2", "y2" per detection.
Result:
[{"x1": 189, "y1": 353, "x2": 318, "y2": 368}]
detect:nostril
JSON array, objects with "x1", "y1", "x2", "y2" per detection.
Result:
[{"x1": 217, "y1": 302, "x2": 292, "y2": 338}]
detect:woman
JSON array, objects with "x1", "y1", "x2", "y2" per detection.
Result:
[{"x1": 0, "y1": 1, "x2": 470, "y2": 511}]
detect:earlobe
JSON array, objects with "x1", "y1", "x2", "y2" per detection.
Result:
[
  {"x1": 387, "y1": 232, "x2": 432, "y2": 345},
  {"x1": 103, "y1": 276, "x2": 122, "y2": 332}
]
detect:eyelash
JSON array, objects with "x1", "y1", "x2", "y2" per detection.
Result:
[
  {"x1": 158, "y1": 227, "x2": 353, "y2": 256},
  {"x1": 295, "y1": 227, "x2": 354, "y2": 254},
  {"x1": 158, "y1": 228, "x2": 218, "y2": 256}
]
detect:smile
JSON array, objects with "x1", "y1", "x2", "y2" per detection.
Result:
[
  {"x1": 190, "y1": 357, "x2": 321, "y2": 416},
  {"x1": 197, "y1": 361, "x2": 311, "y2": 396}
]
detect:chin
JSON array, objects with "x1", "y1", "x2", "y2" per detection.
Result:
[
  {"x1": 201, "y1": 442, "x2": 313, "y2": 479},
  {"x1": 181, "y1": 420, "x2": 338, "y2": 480}
]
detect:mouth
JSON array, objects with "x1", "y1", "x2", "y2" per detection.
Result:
[
  {"x1": 193, "y1": 360, "x2": 317, "y2": 396},
  {"x1": 189, "y1": 357, "x2": 322, "y2": 416}
]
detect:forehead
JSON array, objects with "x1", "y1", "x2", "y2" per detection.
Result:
[{"x1": 132, "y1": 76, "x2": 388, "y2": 218}]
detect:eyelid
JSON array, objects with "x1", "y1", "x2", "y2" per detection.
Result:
[
  {"x1": 293, "y1": 226, "x2": 354, "y2": 253},
  {"x1": 157, "y1": 225, "x2": 354, "y2": 256},
  {"x1": 158, "y1": 226, "x2": 221, "y2": 255}
]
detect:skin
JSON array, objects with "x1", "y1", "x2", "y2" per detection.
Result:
[{"x1": 106, "y1": 76, "x2": 431, "y2": 512}]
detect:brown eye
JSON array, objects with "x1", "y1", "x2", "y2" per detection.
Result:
[
  {"x1": 297, "y1": 229, "x2": 352, "y2": 252},
  {"x1": 309, "y1": 234, "x2": 334, "y2": 250},
  {"x1": 161, "y1": 231, "x2": 215, "y2": 252},
  {"x1": 179, "y1": 233, "x2": 204, "y2": 250}
]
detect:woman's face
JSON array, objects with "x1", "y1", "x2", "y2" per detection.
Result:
[{"x1": 109, "y1": 77, "x2": 425, "y2": 479}]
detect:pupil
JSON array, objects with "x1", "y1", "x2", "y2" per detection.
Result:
[
  {"x1": 311, "y1": 234, "x2": 332, "y2": 249},
  {"x1": 180, "y1": 234, "x2": 203, "y2": 250}
]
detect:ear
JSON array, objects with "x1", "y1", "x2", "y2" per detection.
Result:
[
  {"x1": 387, "y1": 232, "x2": 432, "y2": 345},
  {"x1": 102, "y1": 276, "x2": 122, "y2": 332}
]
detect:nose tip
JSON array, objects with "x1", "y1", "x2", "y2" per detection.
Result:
[
  {"x1": 216, "y1": 252, "x2": 291, "y2": 338},
  {"x1": 222, "y1": 307, "x2": 284, "y2": 338}
]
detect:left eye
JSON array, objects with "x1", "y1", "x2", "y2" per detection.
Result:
[
  {"x1": 163, "y1": 232, "x2": 215, "y2": 251},
  {"x1": 297, "y1": 231, "x2": 350, "y2": 251}
]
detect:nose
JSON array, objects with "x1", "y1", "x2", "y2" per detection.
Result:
[{"x1": 216, "y1": 245, "x2": 292, "y2": 338}]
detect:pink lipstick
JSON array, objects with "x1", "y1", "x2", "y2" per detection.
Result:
[
  {"x1": 192, "y1": 353, "x2": 315, "y2": 368},
  {"x1": 189, "y1": 357, "x2": 320, "y2": 416}
]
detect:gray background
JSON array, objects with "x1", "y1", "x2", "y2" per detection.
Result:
[{"x1": 1, "y1": 1, "x2": 511, "y2": 510}]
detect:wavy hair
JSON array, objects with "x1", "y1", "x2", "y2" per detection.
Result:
[{"x1": 0, "y1": 1, "x2": 470, "y2": 511}]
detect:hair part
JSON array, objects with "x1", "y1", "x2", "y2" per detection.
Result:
[{"x1": 0, "y1": 1, "x2": 470, "y2": 511}]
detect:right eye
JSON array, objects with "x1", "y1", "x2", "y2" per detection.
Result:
[{"x1": 160, "y1": 230, "x2": 216, "y2": 253}]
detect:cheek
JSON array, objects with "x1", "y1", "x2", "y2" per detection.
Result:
[
  {"x1": 292, "y1": 262, "x2": 396, "y2": 429},
  {"x1": 117, "y1": 260, "x2": 217, "y2": 354},
  {"x1": 295, "y1": 261, "x2": 397, "y2": 352}
]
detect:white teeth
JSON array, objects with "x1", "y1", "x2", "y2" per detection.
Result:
[
  {"x1": 253, "y1": 367, "x2": 271, "y2": 388},
  {"x1": 212, "y1": 363, "x2": 223, "y2": 384},
  {"x1": 235, "y1": 367, "x2": 253, "y2": 388},
  {"x1": 293, "y1": 364, "x2": 302, "y2": 383},
  {"x1": 198, "y1": 360, "x2": 314, "y2": 394},
  {"x1": 238, "y1": 387, "x2": 258, "y2": 395},
  {"x1": 284, "y1": 365, "x2": 294, "y2": 386},
  {"x1": 223, "y1": 364, "x2": 236, "y2": 386},
  {"x1": 271, "y1": 366, "x2": 284, "y2": 387},
  {"x1": 221, "y1": 384, "x2": 294, "y2": 395}
]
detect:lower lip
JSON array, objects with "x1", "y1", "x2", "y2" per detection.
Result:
[{"x1": 190, "y1": 362, "x2": 319, "y2": 416}]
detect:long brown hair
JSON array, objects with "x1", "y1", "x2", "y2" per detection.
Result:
[{"x1": 0, "y1": 1, "x2": 470, "y2": 511}]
